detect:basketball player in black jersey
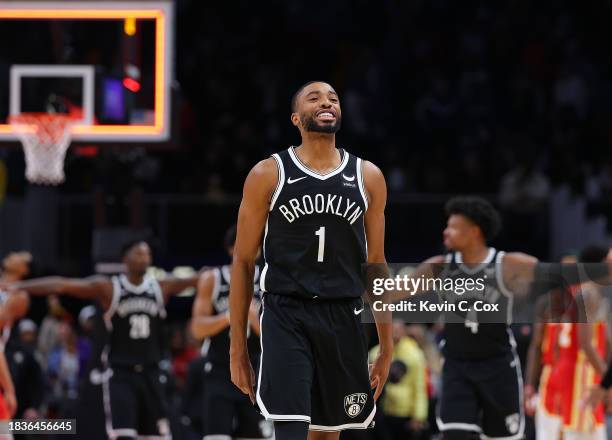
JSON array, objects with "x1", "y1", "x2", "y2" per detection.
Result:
[
  {"x1": 191, "y1": 225, "x2": 271, "y2": 439},
  {"x1": 229, "y1": 81, "x2": 392, "y2": 440},
  {"x1": 407, "y1": 197, "x2": 542, "y2": 440},
  {"x1": 7, "y1": 241, "x2": 200, "y2": 440}
]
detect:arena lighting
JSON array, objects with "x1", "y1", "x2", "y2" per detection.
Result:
[
  {"x1": 123, "y1": 77, "x2": 141, "y2": 93},
  {"x1": 124, "y1": 17, "x2": 137, "y2": 36},
  {"x1": 0, "y1": 3, "x2": 171, "y2": 140}
]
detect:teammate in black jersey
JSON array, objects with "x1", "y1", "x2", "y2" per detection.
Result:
[
  {"x1": 408, "y1": 197, "x2": 541, "y2": 440},
  {"x1": 8, "y1": 241, "x2": 200, "y2": 440},
  {"x1": 229, "y1": 81, "x2": 392, "y2": 440},
  {"x1": 191, "y1": 225, "x2": 271, "y2": 439}
]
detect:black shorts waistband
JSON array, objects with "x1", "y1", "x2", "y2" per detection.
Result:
[{"x1": 263, "y1": 292, "x2": 362, "y2": 303}]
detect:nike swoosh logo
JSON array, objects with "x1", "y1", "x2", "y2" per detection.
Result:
[
  {"x1": 342, "y1": 174, "x2": 355, "y2": 182},
  {"x1": 287, "y1": 176, "x2": 307, "y2": 184},
  {"x1": 354, "y1": 307, "x2": 364, "y2": 315}
]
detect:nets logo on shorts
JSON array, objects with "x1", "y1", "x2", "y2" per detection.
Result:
[
  {"x1": 505, "y1": 413, "x2": 520, "y2": 434},
  {"x1": 344, "y1": 393, "x2": 367, "y2": 418}
]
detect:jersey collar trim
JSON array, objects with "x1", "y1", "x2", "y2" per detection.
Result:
[
  {"x1": 119, "y1": 274, "x2": 150, "y2": 294},
  {"x1": 454, "y1": 247, "x2": 496, "y2": 274},
  {"x1": 221, "y1": 265, "x2": 231, "y2": 284},
  {"x1": 288, "y1": 146, "x2": 349, "y2": 180}
]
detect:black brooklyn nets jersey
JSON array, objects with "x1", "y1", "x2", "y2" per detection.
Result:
[
  {"x1": 261, "y1": 147, "x2": 368, "y2": 299},
  {"x1": 104, "y1": 274, "x2": 166, "y2": 367},
  {"x1": 201, "y1": 264, "x2": 261, "y2": 372},
  {"x1": 439, "y1": 248, "x2": 516, "y2": 360}
]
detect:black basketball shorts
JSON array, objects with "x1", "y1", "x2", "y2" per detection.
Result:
[
  {"x1": 102, "y1": 366, "x2": 171, "y2": 439},
  {"x1": 256, "y1": 293, "x2": 376, "y2": 432},
  {"x1": 436, "y1": 351, "x2": 525, "y2": 440}
]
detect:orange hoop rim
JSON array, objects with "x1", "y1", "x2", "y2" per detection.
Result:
[{"x1": 8, "y1": 112, "x2": 76, "y2": 137}]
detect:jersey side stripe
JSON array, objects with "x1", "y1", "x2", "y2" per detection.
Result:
[
  {"x1": 151, "y1": 278, "x2": 167, "y2": 319},
  {"x1": 260, "y1": 219, "x2": 269, "y2": 292},
  {"x1": 269, "y1": 153, "x2": 285, "y2": 211},
  {"x1": 495, "y1": 251, "x2": 514, "y2": 324},
  {"x1": 211, "y1": 268, "x2": 222, "y2": 303},
  {"x1": 356, "y1": 157, "x2": 368, "y2": 211},
  {"x1": 104, "y1": 276, "x2": 122, "y2": 324}
]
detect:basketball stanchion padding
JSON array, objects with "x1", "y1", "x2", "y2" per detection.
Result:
[{"x1": 9, "y1": 113, "x2": 75, "y2": 185}]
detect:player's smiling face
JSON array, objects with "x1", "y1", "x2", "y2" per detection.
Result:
[{"x1": 292, "y1": 82, "x2": 342, "y2": 134}]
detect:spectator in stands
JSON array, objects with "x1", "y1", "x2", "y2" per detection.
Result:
[
  {"x1": 7, "y1": 319, "x2": 44, "y2": 420},
  {"x1": 369, "y1": 320, "x2": 428, "y2": 440},
  {"x1": 46, "y1": 321, "x2": 79, "y2": 418},
  {"x1": 76, "y1": 305, "x2": 95, "y2": 378},
  {"x1": 37, "y1": 296, "x2": 67, "y2": 369}
]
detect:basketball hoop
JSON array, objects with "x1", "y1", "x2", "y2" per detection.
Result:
[{"x1": 9, "y1": 113, "x2": 75, "y2": 185}]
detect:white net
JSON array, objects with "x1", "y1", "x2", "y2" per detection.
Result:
[{"x1": 9, "y1": 113, "x2": 74, "y2": 185}]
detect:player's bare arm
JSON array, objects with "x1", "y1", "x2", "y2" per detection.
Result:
[
  {"x1": 230, "y1": 158, "x2": 277, "y2": 402},
  {"x1": 388, "y1": 255, "x2": 447, "y2": 302},
  {"x1": 362, "y1": 160, "x2": 392, "y2": 400},
  {"x1": 524, "y1": 297, "x2": 548, "y2": 416},
  {"x1": 0, "y1": 290, "x2": 29, "y2": 329},
  {"x1": 501, "y1": 252, "x2": 539, "y2": 296},
  {"x1": 524, "y1": 321, "x2": 543, "y2": 416},
  {"x1": 13, "y1": 275, "x2": 114, "y2": 311},
  {"x1": 577, "y1": 285, "x2": 608, "y2": 376},
  {"x1": 158, "y1": 274, "x2": 201, "y2": 302},
  {"x1": 247, "y1": 300, "x2": 261, "y2": 337},
  {"x1": 190, "y1": 269, "x2": 230, "y2": 340}
]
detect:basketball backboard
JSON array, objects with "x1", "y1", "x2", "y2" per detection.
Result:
[{"x1": 0, "y1": 1, "x2": 174, "y2": 142}]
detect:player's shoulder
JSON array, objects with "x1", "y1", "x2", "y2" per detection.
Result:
[
  {"x1": 249, "y1": 157, "x2": 278, "y2": 178},
  {"x1": 360, "y1": 159, "x2": 384, "y2": 179},
  {"x1": 424, "y1": 254, "x2": 446, "y2": 264},
  {"x1": 243, "y1": 157, "x2": 279, "y2": 196},
  {"x1": 577, "y1": 281, "x2": 602, "y2": 299},
  {"x1": 86, "y1": 274, "x2": 112, "y2": 285},
  {"x1": 199, "y1": 267, "x2": 219, "y2": 282},
  {"x1": 501, "y1": 251, "x2": 538, "y2": 265},
  {"x1": 196, "y1": 267, "x2": 219, "y2": 298},
  {"x1": 83, "y1": 275, "x2": 114, "y2": 296},
  {"x1": 360, "y1": 159, "x2": 386, "y2": 200}
]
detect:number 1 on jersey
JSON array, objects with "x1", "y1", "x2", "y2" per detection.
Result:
[{"x1": 315, "y1": 226, "x2": 325, "y2": 262}]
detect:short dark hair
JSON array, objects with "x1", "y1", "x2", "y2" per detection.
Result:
[
  {"x1": 445, "y1": 196, "x2": 502, "y2": 243},
  {"x1": 578, "y1": 245, "x2": 609, "y2": 263},
  {"x1": 120, "y1": 239, "x2": 148, "y2": 259},
  {"x1": 224, "y1": 224, "x2": 237, "y2": 249},
  {"x1": 291, "y1": 80, "x2": 327, "y2": 112}
]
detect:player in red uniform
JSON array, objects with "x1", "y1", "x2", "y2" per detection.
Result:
[
  {"x1": 553, "y1": 246, "x2": 609, "y2": 440},
  {"x1": 525, "y1": 253, "x2": 578, "y2": 440},
  {"x1": 0, "y1": 252, "x2": 31, "y2": 424},
  {"x1": 526, "y1": 319, "x2": 563, "y2": 439}
]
